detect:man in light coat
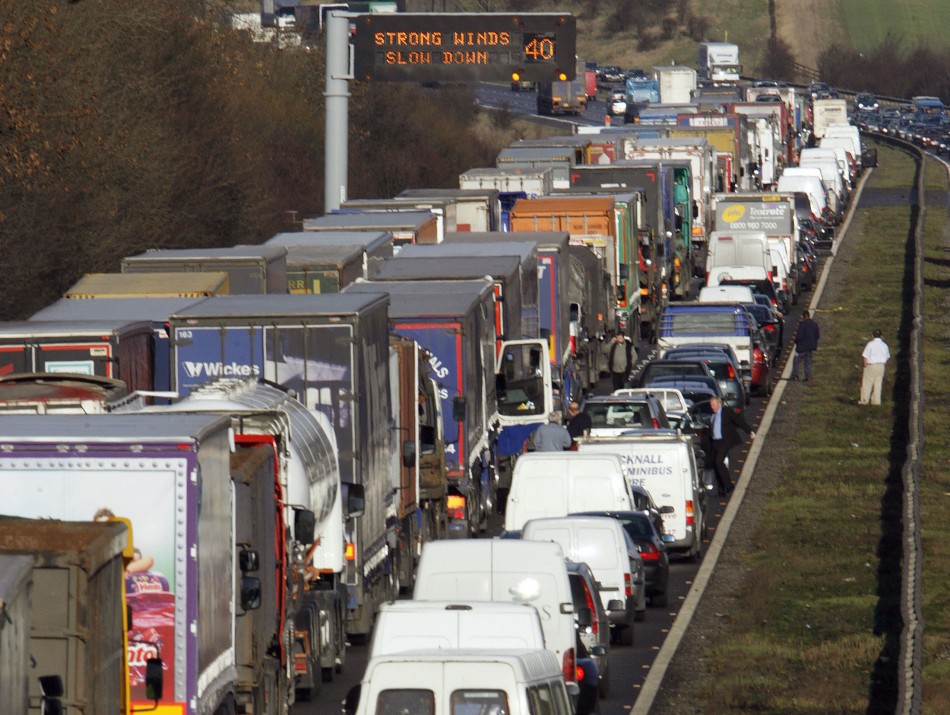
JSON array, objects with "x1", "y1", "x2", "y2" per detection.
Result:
[{"x1": 859, "y1": 329, "x2": 890, "y2": 405}]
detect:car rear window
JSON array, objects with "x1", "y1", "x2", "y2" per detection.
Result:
[
  {"x1": 661, "y1": 311, "x2": 748, "y2": 335},
  {"x1": 585, "y1": 403, "x2": 650, "y2": 428}
]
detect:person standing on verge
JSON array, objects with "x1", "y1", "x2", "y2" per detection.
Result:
[
  {"x1": 531, "y1": 410, "x2": 573, "y2": 452},
  {"x1": 708, "y1": 396, "x2": 755, "y2": 497},
  {"x1": 860, "y1": 329, "x2": 890, "y2": 405},
  {"x1": 606, "y1": 334, "x2": 635, "y2": 391},
  {"x1": 566, "y1": 401, "x2": 592, "y2": 446},
  {"x1": 791, "y1": 310, "x2": 820, "y2": 381}
]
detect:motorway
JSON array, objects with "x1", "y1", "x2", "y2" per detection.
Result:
[
  {"x1": 293, "y1": 300, "x2": 809, "y2": 715},
  {"x1": 475, "y1": 81, "x2": 623, "y2": 129},
  {"x1": 292, "y1": 86, "x2": 820, "y2": 715}
]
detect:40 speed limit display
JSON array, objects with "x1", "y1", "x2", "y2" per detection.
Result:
[{"x1": 353, "y1": 13, "x2": 576, "y2": 83}]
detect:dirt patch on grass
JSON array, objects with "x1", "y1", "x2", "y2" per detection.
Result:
[{"x1": 773, "y1": 0, "x2": 840, "y2": 71}]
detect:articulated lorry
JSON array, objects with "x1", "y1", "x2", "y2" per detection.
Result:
[
  {"x1": 537, "y1": 77, "x2": 587, "y2": 116},
  {"x1": 265, "y1": 230, "x2": 394, "y2": 282},
  {"x1": 64, "y1": 271, "x2": 230, "y2": 298},
  {"x1": 0, "y1": 319, "x2": 155, "y2": 395},
  {"x1": 30, "y1": 297, "x2": 206, "y2": 402},
  {"x1": 697, "y1": 41, "x2": 741, "y2": 86},
  {"x1": 0, "y1": 413, "x2": 239, "y2": 714},
  {"x1": 121, "y1": 245, "x2": 289, "y2": 295},
  {"x1": 145, "y1": 378, "x2": 356, "y2": 703},
  {"x1": 0, "y1": 518, "x2": 156, "y2": 715},
  {"x1": 343, "y1": 279, "x2": 504, "y2": 539},
  {"x1": 169, "y1": 294, "x2": 397, "y2": 641},
  {"x1": 510, "y1": 195, "x2": 641, "y2": 344},
  {"x1": 458, "y1": 167, "x2": 555, "y2": 231}
]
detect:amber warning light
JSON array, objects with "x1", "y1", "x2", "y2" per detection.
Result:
[{"x1": 353, "y1": 13, "x2": 576, "y2": 83}]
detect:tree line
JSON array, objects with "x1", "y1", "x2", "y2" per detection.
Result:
[{"x1": 0, "y1": 0, "x2": 498, "y2": 319}]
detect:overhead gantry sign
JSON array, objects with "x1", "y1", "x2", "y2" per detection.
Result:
[{"x1": 353, "y1": 13, "x2": 577, "y2": 83}]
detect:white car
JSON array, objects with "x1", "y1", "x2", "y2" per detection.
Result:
[{"x1": 608, "y1": 90, "x2": 627, "y2": 116}]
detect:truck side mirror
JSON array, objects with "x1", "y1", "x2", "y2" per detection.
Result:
[
  {"x1": 39, "y1": 675, "x2": 64, "y2": 715},
  {"x1": 145, "y1": 658, "x2": 164, "y2": 701},
  {"x1": 294, "y1": 509, "x2": 316, "y2": 545},
  {"x1": 241, "y1": 576, "x2": 262, "y2": 611},
  {"x1": 453, "y1": 397, "x2": 466, "y2": 422},
  {"x1": 345, "y1": 483, "x2": 365, "y2": 519},
  {"x1": 239, "y1": 548, "x2": 259, "y2": 573},
  {"x1": 576, "y1": 606, "x2": 592, "y2": 628},
  {"x1": 401, "y1": 438, "x2": 416, "y2": 468}
]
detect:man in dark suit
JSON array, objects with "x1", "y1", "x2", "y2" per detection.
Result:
[
  {"x1": 791, "y1": 310, "x2": 820, "y2": 381},
  {"x1": 708, "y1": 396, "x2": 755, "y2": 497}
]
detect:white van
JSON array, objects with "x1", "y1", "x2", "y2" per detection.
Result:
[
  {"x1": 705, "y1": 231, "x2": 770, "y2": 281},
  {"x1": 798, "y1": 156, "x2": 846, "y2": 205},
  {"x1": 767, "y1": 241, "x2": 794, "y2": 311},
  {"x1": 522, "y1": 516, "x2": 645, "y2": 645},
  {"x1": 776, "y1": 174, "x2": 828, "y2": 221},
  {"x1": 348, "y1": 649, "x2": 574, "y2": 715},
  {"x1": 781, "y1": 166, "x2": 839, "y2": 216},
  {"x1": 823, "y1": 123, "x2": 862, "y2": 168},
  {"x1": 371, "y1": 601, "x2": 546, "y2": 657},
  {"x1": 698, "y1": 284, "x2": 754, "y2": 304},
  {"x1": 799, "y1": 147, "x2": 849, "y2": 189},
  {"x1": 413, "y1": 540, "x2": 578, "y2": 689},
  {"x1": 818, "y1": 137, "x2": 858, "y2": 184},
  {"x1": 504, "y1": 452, "x2": 634, "y2": 533},
  {"x1": 578, "y1": 432, "x2": 706, "y2": 560}
]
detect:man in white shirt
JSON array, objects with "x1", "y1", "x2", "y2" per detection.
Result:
[{"x1": 860, "y1": 329, "x2": 890, "y2": 405}]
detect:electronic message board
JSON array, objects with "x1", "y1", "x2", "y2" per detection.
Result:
[{"x1": 353, "y1": 13, "x2": 576, "y2": 83}]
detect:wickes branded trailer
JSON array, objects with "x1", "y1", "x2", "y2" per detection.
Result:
[{"x1": 168, "y1": 294, "x2": 397, "y2": 639}]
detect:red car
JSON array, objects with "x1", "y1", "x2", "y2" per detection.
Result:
[{"x1": 749, "y1": 343, "x2": 773, "y2": 396}]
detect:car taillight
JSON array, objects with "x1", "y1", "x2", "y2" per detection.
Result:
[
  {"x1": 685, "y1": 499, "x2": 695, "y2": 526},
  {"x1": 652, "y1": 417, "x2": 660, "y2": 428},
  {"x1": 753, "y1": 346, "x2": 764, "y2": 364},
  {"x1": 582, "y1": 586, "x2": 599, "y2": 636},
  {"x1": 624, "y1": 572, "x2": 632, "y2": 597},
  {"x1": 446, "y1": 494, "x2": 466, "y2": 520},
  {"x1": 727, "y1": 364, "x2": 736, "y2": 378},
  {"x1": 782, "y1": 277, "x2": 788, "y2": 291},
  {"x1": 639, "y1": 542, "x2": 660, "y2": 561},
  {"x1": 764, "y1": 324, "x2": 776, "y2": 332},
  {"x1": 576, "y1": 663, "x2": 587, "y2": 682},
  {"x1": 563, "y1": 648, "x2": 576, "y2": 683},
  {"x1": 345, "y1": 542, "x2": 356, "y2": 561}
]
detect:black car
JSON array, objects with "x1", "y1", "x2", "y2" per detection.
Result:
[
  {"x1": 574, "y1": 510, "x2": 672, "y2": 608},
  {"x1": 632, "y1": 359, "x2": 714, "y2": 390},
  {"x1": 745, "y1": 303, "x2": 785, "y2": 361}
]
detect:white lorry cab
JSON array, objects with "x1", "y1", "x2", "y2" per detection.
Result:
[
  {"x1": 578, "y1": 431, "x2": 706, "y2": 560},
  {"x1": 504, "y1": 452, "x2": 634, "y2": 533},
  {"x1": 522, "y1": 516, "x2": 645, "y2": 644},
  {"x1": 413, "y1": 540, "x2": 579, "y2": 690},
  {"x1": 346, "y1": 649, "x2": 574, "y2": 715}
]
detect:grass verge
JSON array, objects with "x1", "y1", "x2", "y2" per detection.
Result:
[{"x1": 657, "y1": 141, "x2": 926, "y2": 714}]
